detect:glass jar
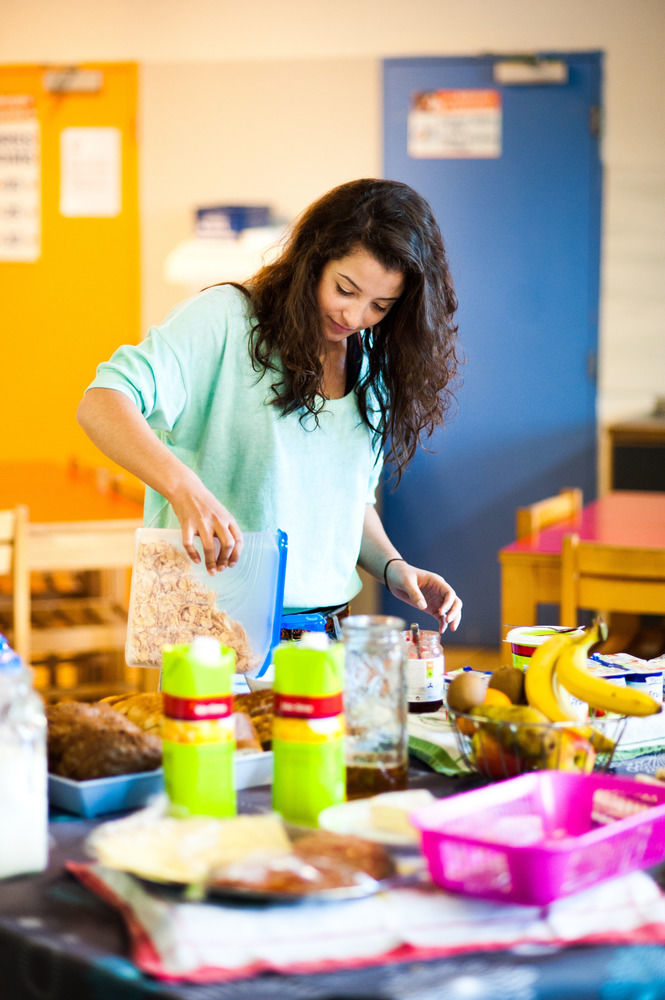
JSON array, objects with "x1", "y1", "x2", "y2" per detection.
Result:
[
  {"x1": 342, "y1": 615, "x2": 408, "y2": 800},
  {"x1": 403, "y1": 627, "x2": 445, "y2": 713},
  {"x1": 0, "y1": 646, "x2": 48, "y2": 879}
]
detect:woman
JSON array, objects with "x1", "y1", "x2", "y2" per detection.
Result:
[{"x1": 77, "y1": 178, "x2": 463, "y2": 634}]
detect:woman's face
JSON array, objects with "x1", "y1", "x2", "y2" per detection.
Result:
[{"x1": 316, "y1": 246, "x2": 404, "y2": 345}]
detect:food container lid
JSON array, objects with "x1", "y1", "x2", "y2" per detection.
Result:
[
  {"x1": 125, "y1": 527, "x2": 287, "y2": 676},
  {"x1": 505, "y1": 625, "x2": 584, "y2": 649},
  {"x1": 592, "y1": 652, "x2": 664, "y2": 680}
]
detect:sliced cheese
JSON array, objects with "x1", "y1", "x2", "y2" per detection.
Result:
[{"x1": 89, "y1": 811, "x2": 292, "y2": 884}]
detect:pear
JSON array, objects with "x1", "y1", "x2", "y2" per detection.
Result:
[
  {"x1": 471, "y1": 704, "x2": 555, "y2": 761},
  {"x1": 488, "y1": 665, "x2": 526, "y2": 705}
]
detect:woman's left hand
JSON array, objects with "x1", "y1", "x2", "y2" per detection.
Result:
[{"x1": 385, "y1": 561, "x2": 463, "y2": 634}]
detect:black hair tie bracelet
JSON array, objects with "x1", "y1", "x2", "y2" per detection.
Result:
[{"x1": 383, "y1": 557, "x2": 406, "y2": 595}]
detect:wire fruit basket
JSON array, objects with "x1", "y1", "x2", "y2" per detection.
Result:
[{"x1": 448, "y1": 709, "x2": 627, "y2": 780}]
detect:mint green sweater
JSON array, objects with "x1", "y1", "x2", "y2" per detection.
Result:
[{"x1": 87, "y1": 285, "x2": 384, "y2": 612}]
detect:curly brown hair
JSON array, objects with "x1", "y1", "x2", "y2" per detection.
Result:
[{"x1": 231, "y1": 178, "x2": 461, "y2": 482}]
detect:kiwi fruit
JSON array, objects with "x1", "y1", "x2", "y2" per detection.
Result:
[
  {"x1": 487, "y1": 665, "x2": 526, "y2": 705},
  {"x1": 446, "y1": 671, "x2": 488, "y2": 714}
]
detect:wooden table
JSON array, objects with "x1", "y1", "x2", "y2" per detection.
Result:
[
  {"x1": 0, "y1": 460, "x2": 144, "y2": 695},
  {"x1": 498, "y1": 491, "x2": 665, "y2": 665}
]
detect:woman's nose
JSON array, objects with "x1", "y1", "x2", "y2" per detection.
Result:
[{"x1": 341, "y1": 302, "x2": 367, "y2": 331}]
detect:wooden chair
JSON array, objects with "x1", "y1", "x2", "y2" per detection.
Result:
[
  {"x1": 0, "y1": 506, "x2": 30, "y2": 663},
  {"x1": 560, "y1": 533, "x2": 665, "y2": 628},
  {"x1": 0, "y1": 503, "x2": 141, "y2": 699},
  {"x1": 516, "y1": 487, "x2": 583, "y2": 540}
]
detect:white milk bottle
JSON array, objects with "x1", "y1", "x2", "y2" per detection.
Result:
[{"x1": 0, "y1": 641, "x2": 48, "y2": 878}]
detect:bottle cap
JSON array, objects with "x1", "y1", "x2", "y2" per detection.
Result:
[
  {"x1": 298, "y1": 632, "x2": 330, "y2": 651},
  {"x1": 188, "y1": 635, "x2": 227, "y2": 665}
]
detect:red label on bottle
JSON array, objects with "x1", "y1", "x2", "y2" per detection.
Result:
[
  {"x1": 163, "y1": 693, "x2": 233, "y2": 721},
  {"x1": 274, "y1": 692, "x2": 343, "y2": 719}
]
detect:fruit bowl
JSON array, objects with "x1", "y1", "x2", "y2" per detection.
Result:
[{"x1": 448, "y1": 709, "x2": 627, "y2": 780}]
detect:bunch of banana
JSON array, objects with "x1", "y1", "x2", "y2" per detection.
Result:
[
  {"x1": 556, "y1": 622, "x2": 661, "y2": 716},
  {"x1": 524, "y1": 630, "x2": 586, "y2": 723},
  {"x1": 525, "y1": 619, "x2": 662, "y2": 721}
]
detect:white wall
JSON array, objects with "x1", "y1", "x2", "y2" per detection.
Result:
[
  {"x1": 3, "y1": 0, "x2": 665, "y2": 424},
  {"x1": 140, "y1": 58, "x2": 380, "y2": 327}
]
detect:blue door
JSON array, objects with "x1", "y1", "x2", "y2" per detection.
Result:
[{"x1": 381, "y1": 53, "x2": 603, "y2": 644}]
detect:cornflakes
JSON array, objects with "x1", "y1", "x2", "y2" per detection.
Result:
[{"x1": 126, "y1": 540, "x2": 257, "y2": 673}]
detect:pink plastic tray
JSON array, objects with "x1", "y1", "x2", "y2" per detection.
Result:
[{"x1": 411, "y1": 771, "x2": 665, "y2": 905}]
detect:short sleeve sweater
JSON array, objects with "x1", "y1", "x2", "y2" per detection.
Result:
[{"x1": 86, "y1": 284, "x2": 384, "y2": 612}]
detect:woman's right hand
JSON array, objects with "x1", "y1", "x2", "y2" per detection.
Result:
[
  {"x1": 77, "y1": 388, "x2": 242, "y2": 574},
  {"x1": 168, "y1": 469, "x2": 243, "y2": 574}
]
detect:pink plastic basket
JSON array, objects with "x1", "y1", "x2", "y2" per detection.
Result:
[{"x1": 411, "y1": 771, "x2": 665, "y2": 905}]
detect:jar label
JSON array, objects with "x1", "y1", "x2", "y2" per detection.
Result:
[
  {"x1": 162, "y1": 715, "x2": 235, "y2": 745},
  {"x1": 273, "y1": 714, "x2": 345, "y2": 744},
  {"x1": 407, "y1": 654, "x2": 444, "y2": 703},
  {"x1": 274, "y1": 691, "x2": 344, "y2": 719},
  {"x1": 163, "y1": 693, "x2": 233, "y2": 720}
]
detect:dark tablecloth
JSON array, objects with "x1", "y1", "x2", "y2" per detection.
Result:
[{"x1": 3, "y1": 762, "x2": 665, "y2": 1000}]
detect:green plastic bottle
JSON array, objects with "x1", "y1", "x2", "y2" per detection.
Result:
[
  {"x1": 271, "y1": 634, "x2": 345, "y2": 826},
  {"x1": 161, "y1": 636, "x2": 236, "y2": 817}
]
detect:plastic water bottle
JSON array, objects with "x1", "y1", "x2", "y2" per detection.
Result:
[
  {"x1": 161, "y1": 636, "x2": 236, "y2": 817},
  {"x1": 0, "y1": 641, "x2": 48, "y2": 878},
  {"x1": 272, "y1": 633, "x2": 345, "y2": 826}
]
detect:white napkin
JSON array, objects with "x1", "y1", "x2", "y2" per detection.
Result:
[{"x1": 70, "y1": 863, "x2": 665, "y2": 983}]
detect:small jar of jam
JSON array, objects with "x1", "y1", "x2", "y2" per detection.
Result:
[{"x1": 403, "y1": 626, "x2": 444, "y2": 713}]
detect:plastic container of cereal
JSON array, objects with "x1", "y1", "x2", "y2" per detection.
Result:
[{"x1": 125, "y1": 528, "x2": 287, "y2": 676}]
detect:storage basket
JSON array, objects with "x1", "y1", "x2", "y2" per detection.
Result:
[
  {"x1": 448, "y1": 709, "x2": 626, "y2": 779},
  {"x1": 411, "y1": 770, "x2": 665, "y2": 905}
]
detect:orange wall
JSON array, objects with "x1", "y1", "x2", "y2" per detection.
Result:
[{"x1": 0, "y1": 62, "x2": 139, "y2": 468}]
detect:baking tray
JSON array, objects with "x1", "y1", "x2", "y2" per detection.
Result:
[{"x1": 49, "y1": 751, "x2": 273, "y2": 818}]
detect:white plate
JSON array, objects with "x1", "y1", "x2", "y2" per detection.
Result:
[
  {"x1": 318, "y1": 799, "x2": 420, "y2": 847},
  {"x1": 151, "y1": 871, "x2": 383, "y2": 904}
]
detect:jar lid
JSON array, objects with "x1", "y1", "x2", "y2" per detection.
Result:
[{"x1": 342, "y1": 614, "x2": 406, "y2": 633}]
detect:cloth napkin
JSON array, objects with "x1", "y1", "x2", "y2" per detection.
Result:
[
  {"x1": 68, "y1": 862, "x2": 665, "y2": 985},
  {"x1": 407, "y1": 712, "x2": 470, "y2": 775}
]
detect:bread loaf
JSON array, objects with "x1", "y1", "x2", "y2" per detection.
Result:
[
  {"x1": 47, "y1": 701, "x2": 162, "y2": 780},
  {"x1": 100, "y1": 690, "x2": 270, "y2": 749},
  {"x1": 100, "y1": 692, "x2": 163, "y2": 735}
]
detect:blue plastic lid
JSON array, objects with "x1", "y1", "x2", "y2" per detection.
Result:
[
  {"x1": 0, "y1": 648, "x2": 23, "y2": 673},
  {"x1": 279, "y1": 612, "x2": 328, "y2": 632}
]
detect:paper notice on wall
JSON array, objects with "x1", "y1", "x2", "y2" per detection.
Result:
[
  {"x1": 0, "y1": 95, "x2": 41, "y2": 262},
  {"x1": 408, "y1": 89, "x2": 502, "y2": 159},
  {"x1": 60, "y1": 126, "x2": 121, "y2": 217}
]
